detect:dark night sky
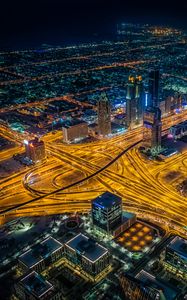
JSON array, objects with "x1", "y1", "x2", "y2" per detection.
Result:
[{"x1": 1, "y1": 0, "x2": 187, "y2": 49}]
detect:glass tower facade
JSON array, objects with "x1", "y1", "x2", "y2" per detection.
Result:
[{"x1": 92, "y1": 192, "x2": 122, "y2": 233}]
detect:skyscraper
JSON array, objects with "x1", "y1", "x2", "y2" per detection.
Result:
[
  {"x1": 148, "y1": 70, "x2": 160, "y2": 107},
  {"x1": 97, "y1": 93, "x2": 111, "y2": 136},
  {"x1": 143, "y1": 107, "x2": 162, "y2": 149},
  {"x1": 126, "y1": 75, "x2": 143, "y2": 129},
  {"x1": 91, "y1": 192, "x2": 122, "y2": 233},
  {"x1": 24, "y1": 137, "x2": 45, "y2": 163}
]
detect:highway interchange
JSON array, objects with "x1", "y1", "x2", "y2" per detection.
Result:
[
  {"x1": 0, "y1": 110, "x2": 187, "y2": 239},
  {"x1": 0, "y1": 36, "x2": 187, "y2": 238}
]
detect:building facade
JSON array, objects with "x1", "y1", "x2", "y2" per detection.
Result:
[
  {"x1": 62, "y1": 121, "x2": 88, "y2": 143},
  {"x1": 164, "y1": 236, "x2": 187, "y2": 279},
  {"x1": 97, "y1": 92, "x2": 111, "y2": 136},
  {"x1": 143, "y1": 107, "x2": 162, "y2": 149},
  {"x1": 165, "y1": 95, "x2": 173, "y2": 115},
  {"x1": 14, "y1": 271, "x2": 61, "y2": 300},
  {"x1": 112, "y1": 212, "x2": 136, "y2": 238},
  {"x1": 65, "y1": 233, "x2": 110, "y2": 279},
  {"x1": 24, "y1": 137, "x2": 45, "y2": 163},
  {"x1": 18, "y1": 237, "x2": 63, "y2": 273},
  {"x1": 120, "y1": 273, "x2": 160, "y2": 300},
  {"x1": 148, "y1": 70, "x2": 160, "y2": 107},
  {"x1": 159, "y1": 100, "x2": 166, "y2": 116},
  {"x1": 170, "y1": 120, "x2": 187, "y2": 140},
  {"x1": 126, "y1": 75, "x2": 143, "y2": 129},
  {"x1": 92, "y1": 192, "x2": 123, "y2": 234}
]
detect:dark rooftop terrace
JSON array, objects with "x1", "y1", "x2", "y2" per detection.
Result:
[
  {"x1": 21, "y1": 271, "x2": 53, "y2": 298},
  {"x1": 92, "y1": 192, "x2": 122, "y2": 209},
  {"x1": 19, "y1": 236, "x2": 63, "y2": 268},
  {"x1": 66, "y1": 233, "x2": 108, "y2": 262}
]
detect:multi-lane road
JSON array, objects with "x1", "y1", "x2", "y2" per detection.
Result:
[{"x1": 0, "y1": 110, "x2": 187, "y2": 238}]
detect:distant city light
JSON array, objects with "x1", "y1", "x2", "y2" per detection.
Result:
[
  {"x1": 175, "y1": 108, "x2": 181, "y2": 114},
  {"x1": 167, "y1": 133, "x2": 173, "y2": 139},
  {"x1": 145, "y1": 93, "x2": 148, "y2": 107}
]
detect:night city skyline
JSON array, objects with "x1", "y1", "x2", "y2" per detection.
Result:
[{"x1": 0, "y1": 2, "x2": 187, "y2": 300}]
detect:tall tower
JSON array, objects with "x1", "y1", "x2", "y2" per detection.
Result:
[
  {"x1": 148, "y1": 70, "x2": 160, "y2": 107},
  {"x1": 126, "y1": 75, "x2": 143, "y2": 129},
  {"x1": 143, "y1": 107, "x2": 162, "y2": 149},
  {"x1": 97, "y1": 92, "x2": 111, "y2": 136}
]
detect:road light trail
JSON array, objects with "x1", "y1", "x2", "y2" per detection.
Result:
[{"x1": 0, "y1": 140, "x2": 142, "y2": 216}]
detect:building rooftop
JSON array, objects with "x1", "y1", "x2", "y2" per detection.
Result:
[
  {"x1": 122, "y1": 211, "x2": 136, "y2": 222},
  {"x1": 20, "y1": 271, "x2": 53, "y2": 298},
  {"x1": 114, "y1": 113, "x2": 126, "y2": 119},
  {"x1": 111, "y1": 122, "x2": 125, "y2": 133},
  {"x1": 25, "y1": 137, "x2": 44, "y2": 147},
  {"x1": 92, "y1": 192, "x2": 122, "y2": 209},
  {"x1": 19, "y1": 236, "x2": 63, "y2": 268},
  {"x1": 65, "y1": 233, "x2": 108, "y2": 262},
  {"x1": 88, "y1": 122, "x2": 98, "y2": 129},
  {"x1": 98, "y1": 92, "x2": 109, "y2": 102},
  {"x1": 136, "y1": 270, "x2": 179, "y2": 300},
  {"x1": 160, "y1": 148, "x2": 178, "y2": 158},
  {"x1": 167, "y1": 236, "x2": 187, "y2": 258},
  {"x1": 62, "y1": 120, "x2": 87, "y2": 129}
]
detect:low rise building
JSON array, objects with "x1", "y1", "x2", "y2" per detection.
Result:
[
  {"x1": 62, "y1": 120, "x2": 88, "y2": 143},
  {"x1": 164, "y1": 236, "x2": 187, "y2": 279},
  {"x1": 14, "y1": 271, "x2": 60, "y2": 300},
  {"x1": 170, "y1": 120, "x2": 187, "y2": 140},
  {"x1": 18, "y1": 237, "x2": 63, "y2": 273},
  {"x1": 120, "y1": 270, "x2": 181, "y2": 300},
  {"x1": 24, "y1": 137, "x2": 45, "y2": 163},
  {"x1": 65, "y1": 233, "x2": 110, "y2": 280},
  {"x1": 112, "y1": 211, "x2": 136, "y2": 238}
]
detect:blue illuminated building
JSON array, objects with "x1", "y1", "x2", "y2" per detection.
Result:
[
  {"x1": 143, "y1": 83, "x2": 152, "y2": 109},
  {"x1": 91, "y1": 192, "x2": 122, "y2": 233}
]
